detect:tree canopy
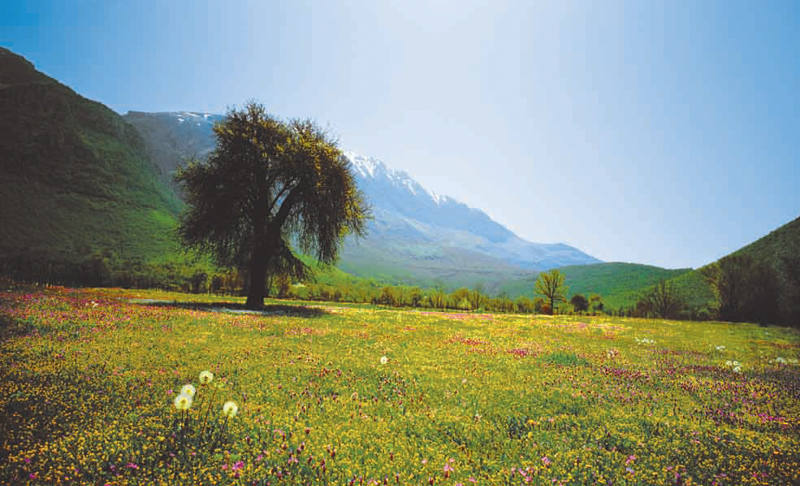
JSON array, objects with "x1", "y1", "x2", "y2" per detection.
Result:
[
  {"x1": 636, "y1": 279, "x2": 685, "y2": 319},
  {"x1": 176, "y1": 102, "x2": 369, "y2": 308},
  {"x1": 701, "y1": 254, "x2": 779, "y2": 324},
  {"x1": 570, "y1": 293, "x2": 589, "y2": 313}
]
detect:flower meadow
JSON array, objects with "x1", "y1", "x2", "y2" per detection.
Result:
[{"x1": 1, "y1": 286, "x2": 799, "y2": 485}]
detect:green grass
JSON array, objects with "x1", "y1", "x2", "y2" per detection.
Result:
[{"x1": 1, "y1": 285, "x2": 798, "y2": 484}]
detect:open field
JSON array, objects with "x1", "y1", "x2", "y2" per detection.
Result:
[{"x1": 1, "y1": 285, "x2": 799, "y2": 485}]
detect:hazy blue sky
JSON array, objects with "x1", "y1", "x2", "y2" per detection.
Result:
[{"x1": 2, "y1": 0, "x2": 798, "y2": 268}]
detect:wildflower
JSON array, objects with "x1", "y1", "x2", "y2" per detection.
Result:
[
  {"x1": 222, "y1": 400, "x2": 239, "y2": 418},
  {"x1": 541, "y1": 456, "x2": 551, "y2": 466},
  {"x1": 380, "y1": 356, "x2": 388, "y2": 365},
  {"x1": 174, "y1": 393, "x2": 192, "y2": 410},
  {"x1": 715, "y1": 345, "x2": 726, "y2": 351},
  {"x1": 181, "y1": 384, "x2": 196, "y2": 397},
  {"x1": 199, "y1": 370, "x2": 214, "y2": 384},
  {"x1": 443, "y1": 458, "x2": 454, "y2": 477}
]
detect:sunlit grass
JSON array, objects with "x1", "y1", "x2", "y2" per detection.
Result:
[{"x1": 1, "y1": 285, "x2": 798, "y2": 484}]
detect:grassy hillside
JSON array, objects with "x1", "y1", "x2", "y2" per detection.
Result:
[
  {"x1": 499, "y1": 262, "x2": 691, "y2": 308},
  {"x1": 662, "y1": 216, "x2": 800, "y2": 320},
  {"x1": 0, "y1": 48, "x2": 189, "y2": 282}
]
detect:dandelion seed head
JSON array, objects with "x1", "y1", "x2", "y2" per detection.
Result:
[
  {"x1": 222, "y1": 400, "x2": 239, "y2": 418},
  {"x1": 199, "y1": 370, "x2": 214, "y2": 384},
  {"x1": 174, "y1": 393, "x2": 192, "y2": 410}
]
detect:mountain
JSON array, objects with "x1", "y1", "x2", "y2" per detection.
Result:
[
  {"x1": 0, "y1": 48, "x2": 184, "y2": 282},
  {"x1": 123, "y1": 111, "x2": 225, "y2": 185},
  {"x1": 123, "y1": 111, "x2": 600, "y2": 289}
]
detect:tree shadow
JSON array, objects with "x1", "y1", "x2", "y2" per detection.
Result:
[{"x1": 132, "y1": 300, "x2": 328, "y2": 318}]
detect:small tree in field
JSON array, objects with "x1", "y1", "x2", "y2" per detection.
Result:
[
  {"x1": 589, "y1": 294, "x2": 604, "y2": 313},
  {"x1": 570, "y1": 293, "x2": 589, "y2": 313},
  {"x1": 535, "y1": 269, "x2": 568, "y2": 315},
  {"x1": 637, "y1": 279, "x2": 685, "y2": 319},
  {"x1": 177, "y1": 102, "x2": 369, "y2": 309}
]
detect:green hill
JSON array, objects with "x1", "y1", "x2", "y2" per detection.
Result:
[
  {"x1": 0, "y1": 48, "x2": 185, "y2": 283},
  {"x1": 499, "y1": 262, "x2": 691, "y2": 308},
  {"x1": 662, "y1": 216, "x2": 800, "y2": 322}
]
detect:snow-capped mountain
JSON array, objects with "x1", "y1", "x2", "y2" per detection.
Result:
[
  {"x1": 124, "y1": 111, "x2": 600, "y2": 288},
  {"x1": 339, "y1": 151, "x2": 599, "y2": 273}
]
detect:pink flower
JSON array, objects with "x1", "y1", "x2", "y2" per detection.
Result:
[
  {"x1": 126, "y1": 462, "x2": 139, "y2": 469},
  {"x1": 541, "y1": 456, "x2": 551, "y2": 466},
  {"x1": 232, "y1": 460, "x2": 245, "y2": 471}
]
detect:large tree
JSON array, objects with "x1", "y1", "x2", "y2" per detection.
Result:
[
  {"x1": 176, "y1": 102, "x2": 368, "y2": 308},
  {"x1": 701, "y1": 254, "x2": 779, "y2": 324},
  {"x1": 535, "y1": 269, "x2": 568, "y2": 315}
]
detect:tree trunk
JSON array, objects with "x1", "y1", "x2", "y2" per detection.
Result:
[{"x1": 245, "y1": 250, "x2": 267, "y2": 309}]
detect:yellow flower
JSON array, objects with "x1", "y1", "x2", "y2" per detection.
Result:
[
  {"x1": 174, "y1": 393, "x2": 193, "y2": 411},
  {"x1": 199, "y1": 370, "x2": 214, "y2": 384},
  {"x1": 222, "y1": 401, "x2": 238, "y2": 418},
  {"x1": 181, "y1": 384, "x2": 196, "y2": 397}
]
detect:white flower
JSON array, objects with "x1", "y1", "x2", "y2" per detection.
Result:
[
  {"x1": 222, "y1": 401, "x2": 239, "y2": 418},
  {"x1": 732, "y1": 366, "x2": 742, "y2": 374},
  {"x1": 774, "y1": 357, "x2": 787, "y2": 364},
  {"x1": 380, "y1": 356, "x2": 388, "y2": 365},
  {"x1": 181, "y1": 384, "x2": 196, "y2": 398},
  {"x1": 715, "y1": 345, "x2": 726, "y2": 352},
  {"x1": 174, "y1": 393, "x2": 193, "y2": 410},
  {"x1": 199, "y1": 370, "x2": 214, "y2": 384}
]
